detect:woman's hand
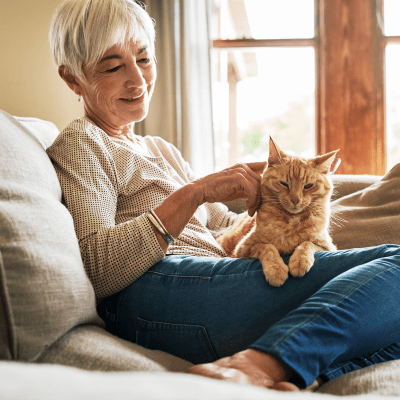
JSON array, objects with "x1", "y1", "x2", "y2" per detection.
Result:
[
  {"x1": 192, "y1": 161, "x2": 267, "y2": 216},
  {"x1": 151, "y1": 161, "x2": 266, "y2": 252}
]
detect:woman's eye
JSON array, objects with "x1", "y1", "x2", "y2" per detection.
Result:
[
  {"x1": 106, "y1": 66, "x2": 121, "y2": 73},
  {"x1": 280, "y1": 181, "x2": 289, "y2": 188},
  {"x1": 304, "y1": 183, "x2": 314, "y2": 189},
  {"x1": 139, "y1": 58, "x2": 151, "y2": 64}
]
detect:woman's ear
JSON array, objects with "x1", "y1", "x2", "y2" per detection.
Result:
[{"x1": 58, "y1": 66, "x2": 82, "y2": 96}]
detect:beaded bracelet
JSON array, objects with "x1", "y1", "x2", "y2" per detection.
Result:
[{"x1": 146, "y1": 209, "x2": 175, "y2": 245}]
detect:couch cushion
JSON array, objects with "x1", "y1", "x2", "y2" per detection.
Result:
[
  {"x1": 0, "y1": 252, "x2": 13, "y2": 359},
  {"x1": 330, "y1": 164, "x2": 400, "y2": 249},
  {"x1": 331, "y1": 174, "x2": 380, "y2": 201},
  {"x1": 317, "y1": 359, "x2": 400, "y2": 396},
  {"x1": 0, "y1": 109, "x2": 102, "y2": 361},
  {"x1": 0, "y1": 361, "x2": 282, "y2": 400},
  {"x1": 2, "y1": 358, "x2": 400, "y2": 400},
  {"x1": 37, "y1": 324, "x2": 192, "y2": 372},
  {"x1": 14, "y1": 115, "x2": 60, "y2": 149}
]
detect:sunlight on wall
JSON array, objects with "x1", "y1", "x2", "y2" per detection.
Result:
[{"x1": 0, "y1": 0, "x2": 83, "y2": 130}]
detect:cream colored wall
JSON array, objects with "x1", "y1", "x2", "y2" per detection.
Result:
[{"x1": 1, "y1": 0, "x2": 83, "y2": 131}]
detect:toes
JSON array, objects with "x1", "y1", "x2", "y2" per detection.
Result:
[
  {"x1": 289, "y1": 259, "x2": 312, "y2": 278},
  {"x1": 290, "y1": 265, "x2": 307, "y2": 277},
  {"x1": 265, "y1": 274, "x2": 288, "y2": 287},
  {"x1": 187, "y1": 364, "x2": 254, "y2": 385},
  {"x1": 273, "y1": 382, "x2": 300, "y2": 392},
  {"x1": 263, "y1": 264, "x2": 289, "y2": 287}
]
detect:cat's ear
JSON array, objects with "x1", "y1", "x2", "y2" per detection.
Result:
[
  {"x1": 268, "y1": 137, "x2": 283, "y2": 166},
  {"x1": 313, "y1": 150, "x2": 339, "y2": 174}
]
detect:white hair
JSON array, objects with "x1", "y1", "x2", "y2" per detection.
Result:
[{"x1": 49, "y1": 0, "x2": 156, "y2": 81}]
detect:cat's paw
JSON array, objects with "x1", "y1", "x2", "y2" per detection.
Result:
[
  {"x1": 288, "y1": 255, "x2": 313, "y2": 278},
  {"x1": 262, "y1": 261, "x2": 289, "y2": 287}
]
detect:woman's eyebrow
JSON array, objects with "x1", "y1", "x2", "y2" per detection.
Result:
[
  {"x1": 99, "y1": 47, "x2": 148, "y2": 64},
  {"x1": 99, "y1": 54, "x2": 122, "y2": 64}
]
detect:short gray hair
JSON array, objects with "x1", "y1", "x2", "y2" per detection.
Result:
[{"x1": 49, "y1": 0, "x2": 156, "y2": 81}]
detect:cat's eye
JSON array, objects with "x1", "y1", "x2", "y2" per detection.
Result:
[
  {"x1": 304, "y1": 183, "x2": 314, "y2": 189},
  {"x1": 280, "y1": 181, "x2": 289, "y2": 188}
]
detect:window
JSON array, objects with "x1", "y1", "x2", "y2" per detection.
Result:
[
  {"x1": 211, "y1": 0, "x2": 400, "y2": 175},
  {"x1": 210, "y1": 0, "x2": 316, "y2": 171},
  {"x1": 384, "y1": 0, "x2": 400, "y2": 172}
]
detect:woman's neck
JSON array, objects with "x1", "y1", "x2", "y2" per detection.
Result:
[{"x1": 84, "y1": 112, "x2": 136, "y2": 142}]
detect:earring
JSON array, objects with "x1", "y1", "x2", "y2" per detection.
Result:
[{"x1": 78, "y1": 94, "x2": 82, "y2": 102}]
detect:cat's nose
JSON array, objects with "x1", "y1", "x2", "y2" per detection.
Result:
[{"x1": 290, "y1": 197, "x2": 301, "y2": 206}]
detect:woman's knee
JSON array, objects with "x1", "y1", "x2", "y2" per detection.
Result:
[{"x1": 378, "y1": 244, "x2": 400, "y2": 258}]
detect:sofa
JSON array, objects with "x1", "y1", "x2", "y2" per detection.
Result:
[{"x1": 1, "y1": 107, "x2": 400, "y2": 399}]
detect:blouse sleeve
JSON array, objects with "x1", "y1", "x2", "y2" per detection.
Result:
[{"x1": 47, "y1": 124, "x2": 164, "y2": 299}]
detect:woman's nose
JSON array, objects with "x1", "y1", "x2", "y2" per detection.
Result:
[{"x1": 125, "y1": 62, "x2": 146, "y2": 88}]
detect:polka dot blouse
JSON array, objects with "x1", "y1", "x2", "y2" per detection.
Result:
[{"x1": 47, "y1": 117, "x2": 238, "y2": 299}]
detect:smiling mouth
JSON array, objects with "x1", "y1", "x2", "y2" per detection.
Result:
[{"x1": 120, "y1": 92, "x2": 145, "y2": 102}]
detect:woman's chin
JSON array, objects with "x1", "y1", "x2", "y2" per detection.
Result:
[{"x1": 120, "y1": 107, "x2": 149, "y2": 124}]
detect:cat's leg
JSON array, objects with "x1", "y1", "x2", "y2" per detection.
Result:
[
  {"x1": 289, "y1": 241, "x2": 321, "y2": 278},
  {"x1": 249, "y1": 243, "x2": 289, "y2": 287},
  {"x1": 234, "y1": 233, "x2": 289, "y2": 286}
]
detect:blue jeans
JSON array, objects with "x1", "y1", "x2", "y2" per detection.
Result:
[{"x1": 97, "y1": 245, "x2": 400, "y2": 388}]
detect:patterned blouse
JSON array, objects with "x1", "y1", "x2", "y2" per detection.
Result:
[{"x1": 47, "y1": 117, "x2": 237, "y2": 299}]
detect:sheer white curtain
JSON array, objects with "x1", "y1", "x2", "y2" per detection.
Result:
[{"x1": 136, "y1": 0, "x2": 215, "y2": 177}]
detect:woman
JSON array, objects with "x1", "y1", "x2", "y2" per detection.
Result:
[{"x1": 47, "y1": 0, "x2": 400, "y2": 391}]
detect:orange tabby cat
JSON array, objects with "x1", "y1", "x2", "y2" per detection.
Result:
[{"x1": 217, "y1": 137, "x2": 338, "y2": 287}]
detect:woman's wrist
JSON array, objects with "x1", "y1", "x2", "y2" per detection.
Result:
[
  {"x1": 150, "y1": 182, "x2": 204, "y2": 251},
  {"x1": 186, "y1": 181, "x2": 206, "y2": 208},
  {"x1": 146, "y1": 210, "x2": 175, "y2": 245}
]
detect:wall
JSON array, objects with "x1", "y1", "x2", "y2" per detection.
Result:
[{"x1": 1, "y1": 0, "x2": 83, "y2": 131}]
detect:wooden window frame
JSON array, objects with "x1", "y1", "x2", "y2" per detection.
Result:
[{"x1": 213, "y1": 0, "x2": 400, "y2": 175}]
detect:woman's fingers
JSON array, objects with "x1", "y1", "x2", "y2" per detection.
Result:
[
  {"x1": 246, "y1": 161, "x2": 267, "y2": 176},
  {"x1": 246, "y1": 187, "x2": 262, "y2": 216},
  {"x1": 229, "y1": 162, "x2": 265, "y2": 183},
  {"x1": 193, "y1": 161, "x2": 266, "y2": 213},
  {"x1": 198, "y1": 169, "x2": 258, "y2": 204}
]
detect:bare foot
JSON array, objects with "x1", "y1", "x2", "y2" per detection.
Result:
[{"x1": 187, "y1": 349, "x2": 299, "y2": 391}]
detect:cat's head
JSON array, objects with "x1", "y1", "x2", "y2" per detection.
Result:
[{"x1": 261, "y1": 137, "x2": 339, "y2": 215}]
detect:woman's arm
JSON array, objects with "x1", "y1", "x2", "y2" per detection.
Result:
[
  {"x1": 48, "y1": 121, "x2": 265, "y2": 297},
  {"x1": 152, "y1": 162, "x2": 266, "y2": 253},
  {"x1": 47, "y1": 124, "x2": 165, "y2": 299}
]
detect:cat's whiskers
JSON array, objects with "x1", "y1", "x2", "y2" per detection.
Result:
[
  {"x1": 260, "y1": 193, "x2": 282, "y2": 207},
  {"x1": 303, "y1": 202, "x2": 328, "y2": 219}
]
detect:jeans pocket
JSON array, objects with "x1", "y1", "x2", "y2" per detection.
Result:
[{"x1": 136, "y1": 317, "x2": 218, "y2": 364}]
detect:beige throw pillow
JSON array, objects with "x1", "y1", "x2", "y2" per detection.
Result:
[
  {"x1": 331, "y1": 164, "x2": 400, "y2": 250},
  {"x1": 0, "y1": 110, "x2": 102, "y2": 361}
]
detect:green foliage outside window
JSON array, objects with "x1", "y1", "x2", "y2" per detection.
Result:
[{"x1": 240, "y1": 96, "x2": 313, "y2": 159}]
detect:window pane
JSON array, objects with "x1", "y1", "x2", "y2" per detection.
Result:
[
  {"x1": 385, "y1": 44, "x2": 400, "y2": 171},
  {"x1": 211, "y1": 47, "x2": 315, "y2": 170},
  {"x1": 211, "y1": 0, "x2": 314, "y2": 40},
  {"x1": 384, "y1": 0, "x2": 400, "y2": 36}
]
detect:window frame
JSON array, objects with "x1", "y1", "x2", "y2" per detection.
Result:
[
  {"x1": 381, "y1": 0, "x2": 400, "y2": 172},
  {"x1": 212, "y1": 0, "x2": 400, "y2": 175}
]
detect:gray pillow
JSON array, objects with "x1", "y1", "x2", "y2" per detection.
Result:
[
  {"x1": 0, "y1": 110, "x2": 102, "y2": 361},
  {"x1": 331, "y1": 164, "x2": 400, "y2": 249}
]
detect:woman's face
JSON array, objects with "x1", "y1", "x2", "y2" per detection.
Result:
[{"x1": 78, "y1": 37, "x2": 156, "y2": 133}]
